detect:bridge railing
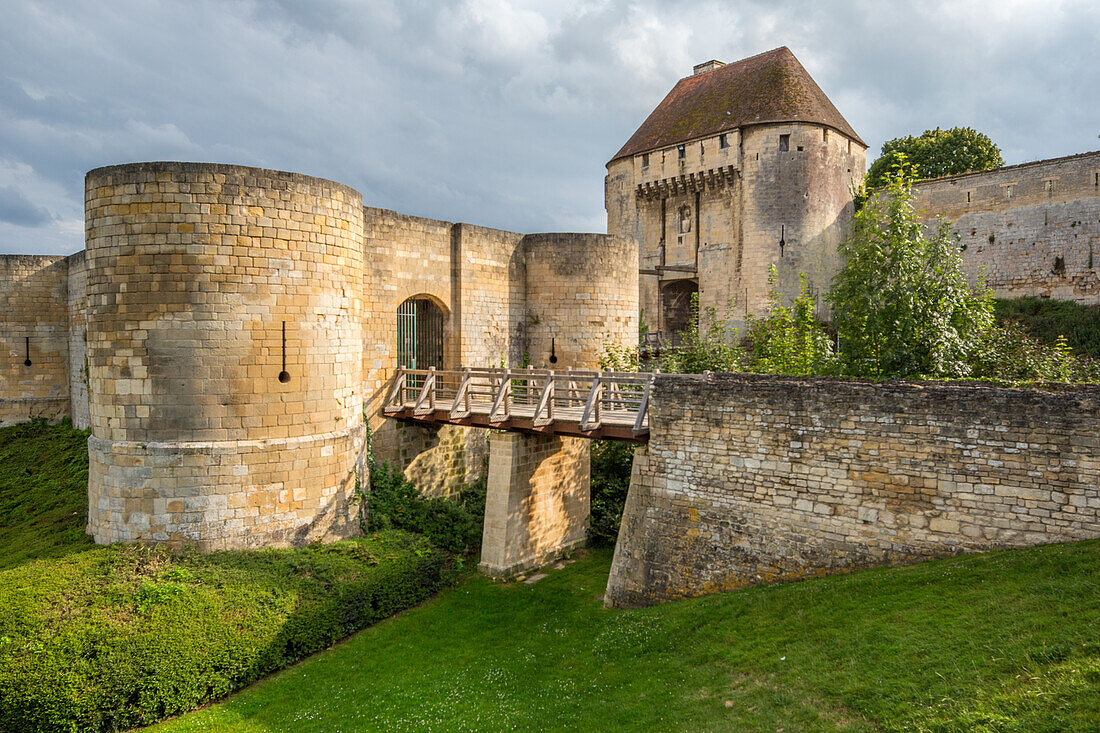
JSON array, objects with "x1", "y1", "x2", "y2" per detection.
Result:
[{"x1": 384, "y1": 367, "x2": 654, "y2": 437}]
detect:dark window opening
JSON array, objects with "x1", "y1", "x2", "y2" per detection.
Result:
[
  {"x1": 847, "y1": 139, "x2": 852, "y2": 154},
  {"x1": 796, "y1": 145, "x2": 804, "y2": 152},
  {"x1": 397, "y1": 297, "x2": 444, "y2": 380},
  {"x1": 719, "y1": 133, "x2": 729, "y2": 149},
  {"x1": 823, "y1": 128, "x2": 828, "y2": 143},
  {"x1": 661, "y1": 279, "x2": 698, "y2": 340},
  {"x1": 779, "y1": 134, "x2": 790, "y2": 152},
  {"x1": 967, "y1": 191, "x2": 971, "y2": 203},
  {"x1": 641, "y1": 153, "x2": 649, "y2": 168},
  {"x1": 677, "y1": 145, "x2": 686, "y2": 159}
]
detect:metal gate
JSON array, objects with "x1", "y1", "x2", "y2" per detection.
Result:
[{"x1": 397, "y1": 297, "x2": 444, "y2": 384}]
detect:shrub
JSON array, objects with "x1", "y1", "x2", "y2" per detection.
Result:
[
  {"x1": 994, "y1": 296, "x2": 1100, "y2": 358},
  {"x1": 367, "y1": 462, "x2": 484, "y2": 554},
  {"x1": 588, "y1": 440, "x2": 635, "y2": 546}
]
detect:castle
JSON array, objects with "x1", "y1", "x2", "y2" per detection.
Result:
[
  {"x1": 606, "y1": 46, "x2": 1099, "y2": 337},
  {"x1": 1, "y1": 47, "x2": 1098, "y2": 588}
]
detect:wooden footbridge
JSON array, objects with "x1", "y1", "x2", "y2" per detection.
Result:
[{"x1": 383, "y1": 367, "x2": 655, "y2": 442}]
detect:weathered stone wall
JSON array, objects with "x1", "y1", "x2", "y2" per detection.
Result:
[
  {"x1": 913, "y1": 150, "x2": 1100, "y2": 304},
  {"x1": 84, "y1": 162, "x2": 364, "y2": 550},
  {"x1": 66, "y1": 251, "x2": 90, "y2": 429},
  {"x1": 361, "y1": 210, "x2": 524, "y2": 496},
  {"x1": 737, "y1": 123, "x2": 865, "y2": 321},
  {"x1": 523, "y1": 233, "x2": 638, "y2": 369},
  {"x1": 607, "y1": 122, "x2": 865, "y2": 334},
  {"x1": 0, "y1": 255, "x2": 70, "y2": 426},
  {"x1": 479, "y1": 431, "x2": 589, "y2": 577},
  {"x1": 606, "y1": 373, "x2": 1100, "y2": 607}
]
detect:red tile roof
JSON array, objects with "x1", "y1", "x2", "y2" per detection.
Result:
[{"x1": 609, "y1": 47, "x2": 865, "y2": 164}]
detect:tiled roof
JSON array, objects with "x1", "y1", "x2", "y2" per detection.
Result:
[{"x1": 609, "y1": 47, "x2": 865, "y2": 164}]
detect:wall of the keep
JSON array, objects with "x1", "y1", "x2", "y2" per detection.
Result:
[
  {"x1": 737, "y1": 123, "x2": 865, "y2": 321},
  {"x1": 607, "y1": 123, "x2": 865, "y2": 335},
  {"x1": 0, "y1": 255, "x2": 71, "y2": 426},
  {"x1": 912, "y1": 151, "x2": 1100, "y2": 304},
  {"x1": 85, "y1": 162, "x2": 365, "y2": 550},
  {"x1": 606, "y1": 372, "x2": 1100, "y2": 607}
]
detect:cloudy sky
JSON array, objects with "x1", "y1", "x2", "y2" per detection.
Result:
[{"x1": 1, "y1": 0, "x2": 1098, "y2": 255}]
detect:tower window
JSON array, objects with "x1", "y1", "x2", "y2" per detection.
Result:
[
  {"x1": 719, "y1": 133, "x2": 729, "y2": 149},
  {"x1": 677, "y1": 145, "x2": 686, "y2": 160},
  {"x1": 779, "y1": 134, "x2": 790, "y2": 152},
  {"x1": 847, "y1": 139, "x2": 852, "y2": 154},
  {"x1": 641, "y1": 153, "x2": 649, "y2": 168},
  {"x1": 823, "y1": 128, "x2": 829, "y2": 143}
]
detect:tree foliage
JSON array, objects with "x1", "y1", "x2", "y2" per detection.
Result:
[
  {"x1": 828, "y1": 165, "x2": 996, "y2": 378},
  {"x1": 866, "y1": 127, "x2": 1003, "y2": 190}
]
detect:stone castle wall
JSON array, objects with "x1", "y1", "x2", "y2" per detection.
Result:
[
  {"x1": 0, "y1": 255, "x2": 71, "y2": 426},
  {"x1": 84, "y1": 162, "x2": 365, "y2": 550},
  {"x1": 66, "y1": 251, "x2": 90, "y2": 429},
  {"x1": 606, "y1": 372, "x2": 1100, "y2": 607},
  {"x1": 523, "y1": 233, "x2": 638, "y2": 369},
  {"x1": 912, "y1": 150, "x2": 1100, "y2": 304}
]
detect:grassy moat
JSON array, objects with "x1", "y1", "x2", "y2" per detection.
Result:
[{"x1": 1, "y1": 422, "x2": 1099, "y2": 732}]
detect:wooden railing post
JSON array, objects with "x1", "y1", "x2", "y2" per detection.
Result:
[{"x1": 580, "y1": 374, "x2": 603, "y2": 431}]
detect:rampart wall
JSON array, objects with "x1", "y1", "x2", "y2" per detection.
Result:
[
  {"x1": 606, "y1": 372, "x2": 1100, "y2": 607},
  {"x1": 913, "y1": 150, "x2": 1100, "y2": 304},
  {"x1": 0, "y1": 255, "x2": 72, "y2": 426}
]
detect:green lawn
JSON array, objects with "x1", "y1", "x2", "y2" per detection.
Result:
[{"x1": 155, "y1": 541, "x2": 1100, "y2": 733}]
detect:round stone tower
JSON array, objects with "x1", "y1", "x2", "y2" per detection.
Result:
[
  {"x1": 522, "y1": 233, "x2": 639, "y2": 369},
  {"x1": 84, "y1": 162, "x2": 365, "y2": 550}
]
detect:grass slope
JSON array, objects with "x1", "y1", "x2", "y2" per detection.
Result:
[
  {"x1": 156, "y1": 542, "x2": 1100, "y2": 733},
  {"x1": 0, "y1": 420, "x2": 93, "y2": 569},
  {"x1": 995, "y1": 297, "x2": 1100, "y2": 357}
]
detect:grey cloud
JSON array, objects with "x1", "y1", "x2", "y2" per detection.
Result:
[
  {"x1": 0, "y1": 0, "x2": 1097, "y2": 254},
  {"x1": 0, "y1": 186, "x2": 53, "y2": 227}
]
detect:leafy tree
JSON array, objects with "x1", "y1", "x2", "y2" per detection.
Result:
[
  {"x1": 827, "y1": 164, "x2": 996, "y2": 378},
  {"x1": 866, "y1": 127, "x2": 1003, "y2": 189}
]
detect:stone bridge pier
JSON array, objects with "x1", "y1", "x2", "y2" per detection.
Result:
[{"x1": 479, "y1": 432, "x2": 590, "y2": 577}]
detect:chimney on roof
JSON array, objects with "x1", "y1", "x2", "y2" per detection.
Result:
[{"x1": 693, "y1": 60, "x2": 725, "y2": 75}]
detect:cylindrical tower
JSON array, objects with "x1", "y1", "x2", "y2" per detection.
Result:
[
  {"x1": 522, "y1": 233, "x2": 638, "y2": 369},
  {"x1": 85, "y1": 162, "x2": 364, "y2": 550}
]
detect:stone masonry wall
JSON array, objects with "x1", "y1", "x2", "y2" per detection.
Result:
[
  {"x1": 913, "y1": 150, "x2": 1100, "y2": 304},
  {"x1": 84, "y1": 162, "x2": 364, "y2": 550},
  {"x1": 0, "y1": 255, "x2": 71, "y2": 426},
  {"x1": 362, "y1": 211, "x2": 524, "y2": 496},
  {"x1": 66, "y1": 251, "x2": 90, "y2": 429},
  {"x1": 606, "y1": 372, "x2": 1100, "y2": 607},
  {"x1": 523, "y1": 233, "x2": 638, "y2": 369},
  {"x1": 479, "y1": 431, "x2": 590, "y2": 577}
]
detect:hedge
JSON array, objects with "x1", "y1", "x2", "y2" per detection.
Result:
[{"x1": 0, "y1": 532, "x2": 455, "y2": 732}]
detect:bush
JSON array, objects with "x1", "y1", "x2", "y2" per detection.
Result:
[
  {"x1": 367, "y1": 462, "x2": 485, "y2": 554},
  {"x1": 994, "y1": 296, "x2": 1100, "y2": 358},
  {"x1": 0, "y1": 532, "x2": 454, "y2": 733},
  {"x1": 588, "y1": 440, "x2": 635, "y2": 546}
]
